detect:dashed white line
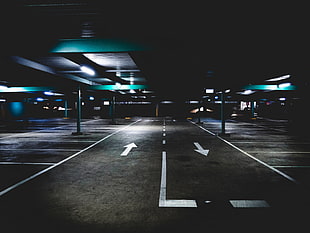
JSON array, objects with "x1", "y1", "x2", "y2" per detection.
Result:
[{"x1": 230, "y1": 200, "x2": 270, "y2": 208}]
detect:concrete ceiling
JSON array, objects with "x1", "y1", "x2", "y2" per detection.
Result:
[{"x1": 2, "y1": 1, "x2": 310, "y2": 101}]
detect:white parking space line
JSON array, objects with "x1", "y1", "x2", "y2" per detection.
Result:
[
  {"x1": 0, "y1": 119, "x2": 141, "y2": 197},
  {"x1": 159, "y1": 151, "x2": 197, "y2": 208},
  {"x1": 0, "y1": 162, "x2": 56, "y2": 166},
  {"x1": 272, "y1": 165, "x2": 310, "y2": 168},
  {"x1": 0, "y1": 149, "x2": 80, "y2": 152},
  {"x1": 230, "y1": 200, "x2": 270, "y2": 208},
  {"x1": 189, "y1": 120, "x2": 298, "y2": 184},
  {"x1": 189, "y1": 121, "x2": 216, "y2": 136},
  {"x1": 217, "y1": 136, "x2": 298, "y2": 184},
  {"x1": 0, "y1": 119, "x2": 103, "y2": 140},
  {"x1": 246, "y1": 151, "x2": 310, "y2": 154}
]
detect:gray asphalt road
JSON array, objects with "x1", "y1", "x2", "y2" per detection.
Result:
[{"x1": 0, "y1": 117, "x2": 309, "y2": 232}]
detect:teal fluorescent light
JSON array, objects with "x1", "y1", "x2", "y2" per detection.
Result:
[
  {"x1": 0, "y1": 87, "x2": 56, "y2": 93},
  {"x1": 50, "y1": 39, "x2": 150, "y2": 53},
  {"x1": 0, "y1": 85, "x2": 149, "y2": 93},
  {"x1": 89, "y1": 84, "x2": 149, "y2": 91},
  {"x1": 242, "y1": 84, "x2": 297, "y2": 91}
]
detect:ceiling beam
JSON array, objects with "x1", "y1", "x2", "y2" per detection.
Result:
[
  {"x1": 63, "y1": 54, "x2": 127, "y2": 84},
  {"x1": 11, "y1": 56, "x2": 95, "y2": 85}
]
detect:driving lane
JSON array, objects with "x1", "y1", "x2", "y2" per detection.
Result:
[{"x1": 0, "y1": 118, "x2": 309, "y2": 233}]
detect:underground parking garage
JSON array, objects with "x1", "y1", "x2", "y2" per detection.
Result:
[{"x1": 1, "y1": 2, "x2": 310, "y2": 233}]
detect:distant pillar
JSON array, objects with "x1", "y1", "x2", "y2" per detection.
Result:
[
  {"x1": 220, "y1": 92, "x2": 225, "y2": 135},
  {"x1": 73, "y1": 86, "x2": 82, "y2": 135},
  {"x1": 64, "y1": 100, "x2": 68, "y2": 118},
  {"x1": 155, "y1": 103, "x2": 159, "y2": 117},
  {"x1": 110, "y1": 96, "x2": 116, "y2": 124},
  {"x1": 251, "y1": 101, "x2": 255, "y2": 119}
]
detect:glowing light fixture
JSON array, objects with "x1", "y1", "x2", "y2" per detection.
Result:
[
  {"x1": 0, "y1": 85, "x2": 8, "y2": 90},
  {"x1": 80, "y1": 66, "x2": 95, "y2": 76},
  {"x1": 239, "y1": 90, "x2": 255, "y2": 95},
  {"x1": 278, "y1": 82, "x2": 291, "y2": 88},
  {"x1": 44, "y1": 91, "x2": 64, "y2": 96},
  {"x1": 266, "y1": 74, "x2": 290, "y2": 82}
]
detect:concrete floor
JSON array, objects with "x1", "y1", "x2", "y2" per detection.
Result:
[{"x1": 0, "y1": 117, "x2": 310, "y2": 233}]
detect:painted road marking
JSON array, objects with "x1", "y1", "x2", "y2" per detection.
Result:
[
  {"x1": 0, "y1": 119, "x2": 142, "y2": 197},
  {"x1": 189, "y1": 120, "x2": 298, "y2": 184},
  {"x1": 0, "y1": 149, "x2": 80, "y2": 152},
  {"x1": 217, "y1": 136, "x2": 298, "y2": 184},
  {"x1": 230, "y1": 200, "x2": 270, "y2": 208},
  {"x1": 163, "y1": 133, "x2": 166, "y2": 137},
  {"x1": 193, "y1": 142, "x2": 209, "y2": 157},
  {"x1": 272, "y1": 165, "x2": 310, "y2": 168},
  {"x1": 0, "y1": 162, "x2": 56, "y2": 166},
  {"x1": 189, "y1": 121, "x2": 216, "y2": 136},
  {"x1": 246, "y1": 151, "x2": 310, "y2": 154},
  {"x1": 162, "y1": 140, "x2": 166, "y2": 145},
  {"x1": 0, "y1": 119, "x2": 102, "y2": 140},
  {"x1": 159, "y1": 151, "x2": 197, "y2": 208},
  {"x1": 121, "y1": 143, "x2": 137, "y2": 156}
]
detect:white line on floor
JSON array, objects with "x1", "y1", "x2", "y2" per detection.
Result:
[
  {"x1": 246, "y1": 151, "x2": 310, "y2": 154},
  {"x1": 272, "y1": 165, "x2": 310, "y2": 168},
  {"x1": 0, "y1": 119, "x2": 102, "y2": 140},
  {"x1": 230, "y1": 200, "x2": 270, "y2": 208},
  {"x1": 189, "y1": 121, "x2": 216, "y2": 136},
  {"x1": 0, "y1": 162, "x2": 56, "y2": 166},
  {"x1": 217, "y1": 136, "x2": 298, "y2": 184},
  {"x1": 231, "y1": 141, "x2": 310, "y2": 145},
  {"x1": 159, "y1": 151, "x2": 197, "y2": 208},
  {"x1": 0, "y1": 149, "x2": 80, "y2": 152},
  {"x1": 0, "y1": 119, "x2": 141, "y2": 197},
  {"x1": 189, "y1": 120, "x2": 298, "y2": 184}
]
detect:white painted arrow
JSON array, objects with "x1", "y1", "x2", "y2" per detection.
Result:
[
  {"x1": 193, "y1": 142, "x2": 209, "y2": 157},
  {"x1": 121, "y1": 143, "x2": 137, "y2": 156}
]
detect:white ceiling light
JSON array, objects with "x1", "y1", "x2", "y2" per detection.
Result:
[
  {"x1": 205, "y1": 89, "x2": 214, "y2": 94},
  {"x1": 0, "y1": 85, "x2": 8, "y2": 90},
  {"x1": 265, "y1": 74, "x2": 290, "y2": 82},
  {"x1": 278, "y1": 82, "x2": 291, "y2": 88},
  {"x1": 80, "y1": 66, "x2": 95, "y2": 76},
  {"x1": 238, "y1": 90, "x2": 255, "y2": 95}
]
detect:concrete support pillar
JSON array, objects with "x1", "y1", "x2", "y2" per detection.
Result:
[
  {"x1": 220, "y1": 92, "x2": 225, "y2": 135},
  {"x1": 251, "y1": 101, "x2": 255, "y2": 119},
  {"x1": 110, "y1": 96, "x2": 116, "y2": 124},
  {"x1": 73, "y1": 86, "x2": 83, "y2": 135},
  {"x1": 155, "y1": 103, "x2": 159, "y2": 117},
  {"x1": 64, "y1": 100, "x2": 68, "y2": 119}
]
